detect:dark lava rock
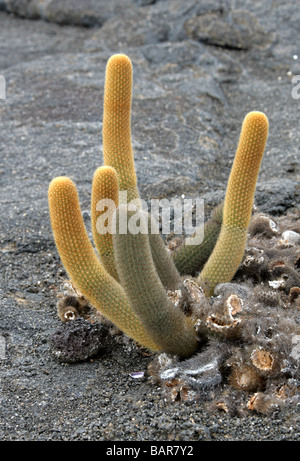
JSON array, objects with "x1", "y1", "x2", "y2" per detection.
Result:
[{"x1": 49, "y1": 318, "x2": 107, "y2": 363}]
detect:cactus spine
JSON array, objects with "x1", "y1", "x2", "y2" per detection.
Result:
[{"x1": 197, "y1": 111, "x2": 269, "y2": 296}]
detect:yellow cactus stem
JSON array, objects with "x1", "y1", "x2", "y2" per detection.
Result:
[
  {"x1": 102, "y1": 54, "x2": 139, "y2": 203},
  {"x1": 91, "y1": 166, "x2": 120, "y2": 281},
  {"x1": 102, "y1": 53, "x2": 182, "y2": 288},
  {"x1": 48, "y1": 176, "x2": 159, "y2": 351},
  {"x1": 197, "y1": 111, "x2": 269, "y2": 296},
  {"x1": 113, "y1": 206, "x2": 199, "y2": 359},
  {"x1": 148, "y1": 227, "x2": 182, "y2": 291}
]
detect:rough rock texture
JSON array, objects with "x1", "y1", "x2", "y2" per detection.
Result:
[
  {"x1": 0, "y1": 0, "x2": 299, "y2": 441},
  {"x1": 49, "y1": 317, "x2": 107, "y2": 363}
]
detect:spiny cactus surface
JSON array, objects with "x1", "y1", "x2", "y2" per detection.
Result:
[
  {"x1": 49, "y1": 55, "x2": 271, "y2": 361},
  {"x1": 48, "y1": 176, "x2": 159, "y2": 351},
  {"x1": 173, "y1": 202, "x2": 223, "y2": 276},
  {"x1": 102, "y1": 54, "x2": 139, "y2": 203},
  {"x1": 113, "y1": 206, "x2": 198, "y2": 358},
  {"x1": 197, "y1": 111, "x2": 269, "y2": 296},
  {"x1": 47, "y1": 53, "x2": 300, "y2": 416},
  {"x1": 91, "y1": 166, "x2": 120, "y2": 281}
]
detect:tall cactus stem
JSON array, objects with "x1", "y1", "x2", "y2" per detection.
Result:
[
  {"x1": 197, "y1": 111, "x2": 269, "y2": 296},
  {"x1": 102, "y1": 54, "x2": 139, "y2": 203},
  {"x1": 113, "y1": 206, "x2": 199, "y2": 358}
]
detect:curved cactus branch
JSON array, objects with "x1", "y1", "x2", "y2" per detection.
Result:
[
  {"x1": 91, "y1": 166, "x2": 120, "y2": 281},
  {"x1": 147, "y1": 212, "x2": 182, "y2": 291},
  {"x1": 173, "y1": 202, "x2": 223, "y2": 276},
  {"x1": 197, "y1": 111, "x2": 269, "y2": 296},
  {"x1": 48, "y1": 176, "x2": 159, "y2": 351},
  {"x1": 112, "y1": 206, "x2": 199, "y2": 358}
]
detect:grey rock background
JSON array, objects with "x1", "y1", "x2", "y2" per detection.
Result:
[{"x1": 0, "y1": 0, "x2": 299, "y2": 441}]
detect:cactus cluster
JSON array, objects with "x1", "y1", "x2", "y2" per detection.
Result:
[
  {"x1": 48, "y1": 54, "x2": 300, "y2": 414},
  {"x1": 49, "y1": 54, "x2": 269, "y2": 358}
]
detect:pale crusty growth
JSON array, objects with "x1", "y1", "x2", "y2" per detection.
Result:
[
  {"x1": 48, "y1": 176, "x2": 159, "y2": 351},
  {"x1": 113, "y1": 206, "x2": 199, "y2": 358},
  {"x1": 197, "y1": 112, "x2": 269, "y2": 295},
  {"x1": 91, "y1": 166, "x2": 119, "y2": 281},
  {"x1": 250, "y1": 348, "x2": 274, "y2": 371},
  {"x1": 57, "y1": 305, "x2": 79, "y2": 323},
  {"x1": 229, "y1": 364, "x2": 263, "y2": 392},
  {"x1": 103, "y1": 54, "x2": 139, "y2": 203}
]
